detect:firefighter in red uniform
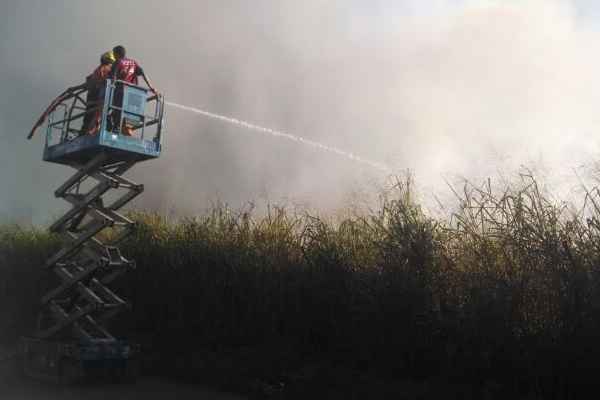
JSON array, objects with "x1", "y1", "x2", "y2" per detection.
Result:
[
  {"x1": 84, "y1": 51, "x2": 116, "y2": 135},
  {"x1": 110, "y1": 45, "x2": 158, "y2": 136}
]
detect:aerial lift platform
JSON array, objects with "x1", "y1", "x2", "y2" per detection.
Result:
[{"x1": 23, "y1": 79, "x2": 165, "y2": 383}]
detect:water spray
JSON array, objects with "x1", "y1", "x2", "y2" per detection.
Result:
[{"x1": 165, "y1": 101, "x2": 392, "y2": 173}]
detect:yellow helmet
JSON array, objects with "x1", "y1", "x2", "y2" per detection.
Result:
[{"x1": 100, "y1": 50, "x2": 116, "y2": 65}]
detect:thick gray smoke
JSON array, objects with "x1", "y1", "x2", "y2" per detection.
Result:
[{"x1": 1, "y1": 0, "x2": 600, "y2": 223}]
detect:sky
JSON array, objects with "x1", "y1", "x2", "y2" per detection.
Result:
[{"x1": 2, "y1": 0, "x2": 600, "y2": 223}]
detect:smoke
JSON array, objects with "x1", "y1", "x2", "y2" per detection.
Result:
[
  {"x1": 165, "y1": 101, "x2": 393, "y2": 172},
  {"x1": 1, "y1": 0, "x2": 600, "y2": 222}
]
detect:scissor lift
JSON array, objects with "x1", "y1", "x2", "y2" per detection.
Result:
[{"x1": 23, "y1": 80, "x2": 164, "y2": 383}]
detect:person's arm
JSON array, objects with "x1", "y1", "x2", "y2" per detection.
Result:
[
  {"x1": 137, "y1": 65, "x2": 158, "y2": 95},
  {"x1": 143, "y1": 74, "x2": 158, "y2": 96}
]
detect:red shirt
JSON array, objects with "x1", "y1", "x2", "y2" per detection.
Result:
[{"x1": 111, "y1": 58, "x2": 143, "y2": 85}]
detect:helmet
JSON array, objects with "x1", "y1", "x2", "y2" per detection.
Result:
[{"x1": 100, "y1": 50, "x2": 116, "y2": 65}]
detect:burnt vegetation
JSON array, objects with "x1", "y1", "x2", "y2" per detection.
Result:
[{"x1": 3, "y1": 174, "x2": 600, "y2": 398}]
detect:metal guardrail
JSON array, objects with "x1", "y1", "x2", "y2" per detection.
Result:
[{"x1": 45, "y1": 80, "x2": 164, "y2": 148}]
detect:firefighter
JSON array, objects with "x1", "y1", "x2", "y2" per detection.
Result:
[
  {"x1": 84, "y1": 51, "x2": 116, "y2": 135},
  {"x1": 110, "y1": 45, "x2": 158, "y2": 136}
]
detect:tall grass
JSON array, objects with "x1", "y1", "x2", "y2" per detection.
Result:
[
  {"x1": 0, "y1": 225, "x2": 60, "y2": 344},
  {"x1": 3, "y1": 175, "x2": 600, "y2": 396}
]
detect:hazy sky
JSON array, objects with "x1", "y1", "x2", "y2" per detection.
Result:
[{"x1": 2, "y1": 0, "x2": 600, "y2": 223}]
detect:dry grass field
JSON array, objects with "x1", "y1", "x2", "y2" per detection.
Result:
[{"x1": 2, "y1": 176, "x2": 600, "y2": 398}]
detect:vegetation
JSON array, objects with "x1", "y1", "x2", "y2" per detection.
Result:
[{"x1": 3, "y1": 174, "x2": 600, "y2": 397}]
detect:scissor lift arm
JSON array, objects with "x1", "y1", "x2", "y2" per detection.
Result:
[{"x1": 23, "y1": 79, "x2": 164, "y2": 384}]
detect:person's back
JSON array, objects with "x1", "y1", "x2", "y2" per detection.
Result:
[
  {"x1": 87, "y1": 51, "x2": 115, "y2": 92},
  {"x1": 84, "y1": 51, "x2": 115, "y2": 135},
  {"x1": 112, "y1": 57, "x2": 142, "y2": 85},
  {"x1": 109, "y1": 45, "x2": 158, "y2": 136},
  {"x1": 91, "y1": 63, "x2": 112, "y2": 85}
]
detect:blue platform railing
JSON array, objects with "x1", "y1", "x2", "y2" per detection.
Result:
[{"x1": 44, "y1": 80, "x2": 164, "y2": 164}]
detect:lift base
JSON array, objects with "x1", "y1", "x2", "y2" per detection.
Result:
[{"x1": 22, "y1": 337, "x2": 140, "y2": 384}]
